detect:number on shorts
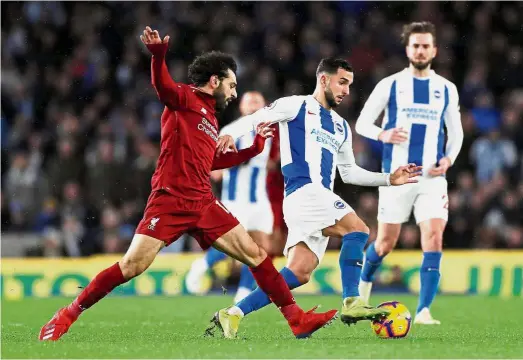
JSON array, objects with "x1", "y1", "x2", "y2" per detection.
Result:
[{"x1": 215, "y1": 200, "x2": 230, "y2": 214}]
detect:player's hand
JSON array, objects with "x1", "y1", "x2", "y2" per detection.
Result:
[
  {"x1": 216, "y1": 135, "x2": 238, "y2": 155},
  {"x1": 255, "y1": 122, "x2": 275, "y2": 139},
  {"x1": 378, "y1": 127, "x2": 409, "y2": 144},
  {"x1": 389, "y1": 163, "x2": 422, "y2": 186},
  {"x1": 428, "y1": 157, "x2": 452, "y2": 177},
  {"x1": 140, "y1": 26, "x2": 169, "y2": 45}
]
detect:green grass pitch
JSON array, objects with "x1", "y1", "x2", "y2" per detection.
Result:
[{"x1": 2, "y1": 295, "x2": 523, "y2": 359}]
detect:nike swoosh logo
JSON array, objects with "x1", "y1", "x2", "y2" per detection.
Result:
[{"x1": 307, "y1": 111, "x2": 316, "y2": 115}]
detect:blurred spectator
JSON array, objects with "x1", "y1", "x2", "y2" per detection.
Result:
[
  {"x1": 46, "y1": 138, "x2": 85, "y2": 199},
  {"x1": 470, "y1": 91, "x2": 501, "y2": 133},
  {"x1": 4, "y1": 147, "x2": 46, "y2": 229},
  {"x1": 85, "y1": 139, "x2": 129, "y2": 210},
  {"x1": 470, "y1": 129, "x2": 518, "y2": 184}
]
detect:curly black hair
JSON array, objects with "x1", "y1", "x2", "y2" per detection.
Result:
[
  {"x1": 188, "y1": 51, "x2": 237, "y2": 87},
  {"x1": 316, "y1": 58, "x2": 353, "y2": 77}
]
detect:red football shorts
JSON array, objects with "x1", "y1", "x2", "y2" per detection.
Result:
[{"x1": 136, "y1": 190, "x2": 240, "y2": 249}]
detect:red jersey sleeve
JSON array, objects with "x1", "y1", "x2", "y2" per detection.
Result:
[
  {"x1": 147, "y1": 43, "x2": 187, "y2": 109},
  {"x1": 212, "y1": 135, "x2": 267, "y2": 170}
]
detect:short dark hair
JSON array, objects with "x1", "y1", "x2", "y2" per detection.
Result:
[
  {"x1": 401, "y1": 21, "x2": 437, "y2": 46},
  {"x1": 316, "y1": 58, "x2": 353, "y2": 77},
  {"x1": 188, "y1": 51, "x2": 237, "y2": 87}
]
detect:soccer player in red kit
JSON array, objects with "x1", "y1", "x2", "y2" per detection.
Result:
[{"x1": 39, "y1": 26, "x2": 337, "y2": 341}]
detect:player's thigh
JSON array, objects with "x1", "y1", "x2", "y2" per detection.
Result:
[
  {"x1": 213, "y1": 224, "x2": 266, "y2": 267},
  {"x1": 120, "y1": 234, "x2": 165, "y2": 279},
  {"x1": 414, "y1": 177, "x2": 449, "y2": 225},
  {"x1": 286, "y1": 242, "x2": 319, "y2": 283},
  {"x1": 197, "y1": 199, "x2": 265, "y2": 267},
  {"x1": 419, "y1": 218, "x2": 446, "y2": 252},
  {"x1": 322, "y1": 212, "x2": 368, "y2": 238},
  {"x1": 377, "y1": 185, "x2": 417, "y2": 224}
]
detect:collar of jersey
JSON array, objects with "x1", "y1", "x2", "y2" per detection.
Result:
[
  {"x1": 189, "y1": 85, "x2": 217, "y2": 113},
  {"x1": 403, "y1": 68, "x2": 436, "y2": 80}
]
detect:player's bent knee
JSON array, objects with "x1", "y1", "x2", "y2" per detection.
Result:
[
  {"x1": 119, "y1": 234, "x2": 163, "y2": 280},
  {"x1": 342, "y1": 214, "x2": 369, "y2": 235},
  {"x1": 287, "y1": 267, "x2": 311, "y2": 284},
  {"x1": 374, "y1": 239, "x2": 394, "y2": 257},
  {"x1": 425, "y1": 230, "x2": 444, "y2": 251},
  {"x1": 429, "y1": 230, "x2": 443, "y2": 243},
  {"x1": 296, "y1": 271, "x2": 311, "y2": 284},
  {"x1": 358, "y1": 223, "x2": 370, "y2": 235},
  {"x1": 250, "y1": 246, "x2": 268, "y2": 267},
  {"x1": 119, "y1": 258, "x2": 147, "y2": 280}
]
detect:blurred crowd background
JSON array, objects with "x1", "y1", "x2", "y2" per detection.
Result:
[{"x1": 2, "y1": 1, "x2": 522, "y2": 258}]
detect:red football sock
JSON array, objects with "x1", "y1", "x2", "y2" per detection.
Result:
[
  {"x1": 249, "y1": 256, "x2": 296, "y2": 309},
  {"x1": 67, "y1": 262, "x2": 126, "y2": 318}
]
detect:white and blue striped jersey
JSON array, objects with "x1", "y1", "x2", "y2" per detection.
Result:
[
  {"x1": 355, "y1": 68, "x2": 463, "y2": 175},
  {"x1": 221, "y1": 95, "x2": 390, "y2": 197},
  {"x1": 220, "y1": 118, "x2": 272, "y2": 204}
]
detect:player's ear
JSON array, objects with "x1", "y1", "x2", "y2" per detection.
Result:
[
  {"x1": 321, "y1": 74, "x2": 328, "y2": 88},
  {"x1": 210, "y1": 75, "x2": 220, "y2": 89}
]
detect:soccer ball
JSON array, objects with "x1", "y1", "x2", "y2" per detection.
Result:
[{"x1": 371, "y1": 301, "x2": 412, "y2": 339}]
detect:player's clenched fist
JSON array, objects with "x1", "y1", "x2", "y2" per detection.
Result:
[
  {"x1": 140, "y1": 26, "x2": 169, "y2": 45},
  {"x1": 389, "y1": 163, "x2": 422, "y2": 185}
]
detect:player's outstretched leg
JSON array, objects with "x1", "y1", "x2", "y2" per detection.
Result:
[
  {"x1": 185, "y1": 247, "x2": 228, "y2": 294},
  {"x1": 324, "y1": 213, "x2": 390, "y2": 326},
  {"x1": 209, "y1": 243, "x2": 331, "y2": 339},
  {"x1": 39, "y1": 234, "x2": 163, "y2": 341},
  {"x1": 206, "y1": 225, "x2": 338, "y2": 339},
  {"x1": 414, "y1": 219, "x2": 445, "y2": 325},
  {"x1": 359, "y1": 223, "x2": 401, "y2": 304}
]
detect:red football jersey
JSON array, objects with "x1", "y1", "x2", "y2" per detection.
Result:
[
  {"x1": 148, "y1": 44, "x2": 221, "y2": 200},
  {"x1": 151, "y1": 84, "x2": 220, "y2": 200}
]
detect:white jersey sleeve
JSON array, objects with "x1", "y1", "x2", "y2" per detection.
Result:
[
  {"x1": 220, "y1": 96, "x2": 304, "y2": 139},
  {"x1": 443, "y1": 83, "x2": 463, "y2": 164},
  {"x1": 337, "y1": 125, "x2": 391, "y2": 187},
  {"x1": 354, "y1": 77, "x2": 393, "y2": 140},
  {"x1": 219, "y1": 118, "x2": 245, "y2": 137}
]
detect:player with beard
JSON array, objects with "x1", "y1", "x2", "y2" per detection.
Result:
[
  {"x1": 206, "y1": 57, "x2": 422, "y2": 339},
  {"x1": 355, "y1": 22, "x2": 463, "y2": 325},
  {"x1": 39, "y1": 27, "x2": 339, "y2": 341}
]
